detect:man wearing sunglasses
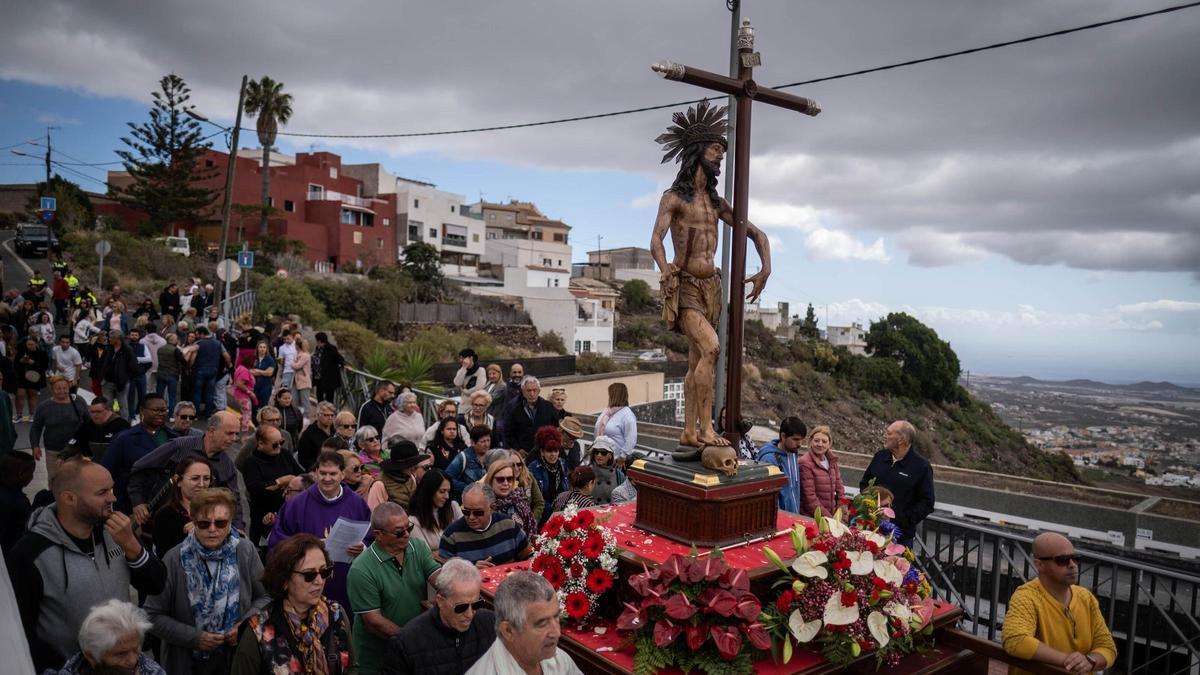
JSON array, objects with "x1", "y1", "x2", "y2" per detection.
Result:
[
  {"x1": 384, "y1": 557, "x2": 496, "y2": 675},
  {"x1": 438, "y1": 483, "x2": 532, "y2": 568},
  {"x1": 1002, "y1": 532, "x2": 1117, "y2": 674},
  {"x1": 347, "y1": 502, "x2": 441, "y2": 674}
]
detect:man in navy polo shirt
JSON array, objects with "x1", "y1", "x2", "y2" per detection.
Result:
[
  {"x1": 859, "y1": 420, "x2": 935, "y2": 548},
  {"x1": 191, "y1": 326, "x2": 229, "y2": 418}
]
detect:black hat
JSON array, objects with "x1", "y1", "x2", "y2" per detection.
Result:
[{"x1": 381, "y1": 440, "x2": 425, "y2": 475}]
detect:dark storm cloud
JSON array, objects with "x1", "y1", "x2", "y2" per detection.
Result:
[{"x1": 2, "y1": 0, "x2": 1197, "y2": 274}]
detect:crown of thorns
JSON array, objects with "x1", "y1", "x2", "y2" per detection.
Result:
[{"x1": 656, "y1": 99, "x2": 728, "y2": 164}]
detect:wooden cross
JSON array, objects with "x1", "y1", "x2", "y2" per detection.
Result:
[{"x1": 652, "y1": 18, "x2": 821, "y2": 443}]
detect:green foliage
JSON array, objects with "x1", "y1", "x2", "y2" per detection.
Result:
[
  {"x1": 323, "y1": 320, "x2": 380, "y2": 364},
  {"x1": 866, "y1": 312, "x2": 962, "y2": 402},
  {"x1": 391, "y1": 347, "x2": 437, "y2": 391},
  {"x1": 834, "y1": 352, "x2": 910, "y2": 396},
  {"x1": 304, "y1": 276, "x2": 409, "y2": 335},
  {"x1": 244, "y1": 76, "x2": 294, "y2": 237},
  {"x1": 24, "y1": 176, "x2": 95, "y2": 232},
  {"x1": 115, "y1": 73, "x2": 218, "y2": 233},
  {"x1": 62, "y1": 230, "x2": 211, "y2": 291},
  {"x1": 360, "y1": 350, "x2": 402, "y2": 381},
  {"x1": 576, "y1": 352, "x2": 622, "y2": 375},
  {"x1": 403, "y1": 326, "x2": 501, "y2": 363},
  {"x1": 255, "y1": 276, "x2": 327, "y2": 324},
  {"x1": 400, "y1": 242, "x2": 444, "y2": 302},
  {"x1": 539, "y1": 330, "x2": 566, "y2": 355},
  {"x1": 620, "y1": 279, "x2": 652, "y2": 311},
  {"x1": 744, "y1": 319, "x2": 789, "y2": 367},
  {"x1": 797, "y1": 302, "x2": 820, "y2": 339}
]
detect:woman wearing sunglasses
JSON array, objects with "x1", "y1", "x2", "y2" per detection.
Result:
[
  {"x1": 232, "y1": 534, "x2": 352, "y2": 675},
  {"x1": 483, "y1": 459, "x2": 536, "y2": 539},
  {"x1": 586, "y1": 435, "x2": 627, "y2": 506},
  {"x1": 151, "y1": 456, "x2": 213, "y2": 556},
  {"x1": 353, "y1": 425, "x2": 386, "y2": 477},
  {"x1": 146, "y1": 488, "x2": 270, "y2": 675}
]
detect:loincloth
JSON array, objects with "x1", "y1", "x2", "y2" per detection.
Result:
[{"x1": 662, "y1": 269, "x2": 722, "y2": 332}]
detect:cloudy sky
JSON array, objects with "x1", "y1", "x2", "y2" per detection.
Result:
[{"x1": 2, "y1": 0, "x2": 1198, "y2": 383}]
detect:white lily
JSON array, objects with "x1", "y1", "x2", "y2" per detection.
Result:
[
  {"x1": 845, "y1": 550, "x2": 875, "y2": 576},
  {"x1": 884, "y1": 602, "x2": 912, "y2": 624},
  {"x1": 822, "y1": 593, "x2": 858, "y2": 626},
  {"x1": 874, "y1": 559, "x2": 904, "y2": 587},
  {"x1": 791, "y1": 551, "x2": 829, "y2": 579},
  {"x1": 867, "y1": 611, "x2": 891, "y2": 648},
  {"x1": 788, "y1": 610, "x2": 822, "y2": 643}
]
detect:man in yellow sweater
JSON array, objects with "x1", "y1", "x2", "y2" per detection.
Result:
[{"x1": 1002, "y1": 532, "x2": 1117, "y2": 673}]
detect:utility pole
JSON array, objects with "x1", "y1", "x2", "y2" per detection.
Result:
[
  {"x1": 44, "y1": 126, "x2": 59, "y2": 185},
  {"x1": 713, "y1": 0, "x2": 741, "y2": 424},
  {"x1": 217, "y1": 75, "x2": 248, "y2": 306},
  {"x1": 596, "y1": 234, "x2": 604, "y2": 279}
]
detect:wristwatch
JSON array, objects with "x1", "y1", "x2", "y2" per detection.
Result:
[{"x1": 1084, "y1": 653, "x2": 1099, "y2": 669}]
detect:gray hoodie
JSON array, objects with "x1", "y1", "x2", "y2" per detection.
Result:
[{"x1": 5, "y1": 504, "x2": 166, "y2": 672}]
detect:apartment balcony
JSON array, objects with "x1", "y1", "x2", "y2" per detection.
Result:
[
  {"x1": 442, "y1": 234, "x2": 468, "y2": 249},
  {"x1": 307, "y1": 189, "x2": 374, "y2": 210}
]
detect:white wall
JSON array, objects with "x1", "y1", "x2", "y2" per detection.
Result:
[
  {"x1": 613, "y1": 268, "x2": 660, "y2": 286},
  {"x1": 522, "y1": 290, "x2": 577, "y2": 353},
  {"x1": 485, "y1": 238, "x2": 571, "y2": 270}
]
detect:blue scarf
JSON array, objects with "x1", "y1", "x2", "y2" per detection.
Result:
[{"x1": 180, "y1": 530, "x2": 241, "y2": 660}]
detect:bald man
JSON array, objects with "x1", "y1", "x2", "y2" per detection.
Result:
[
  {"x1": 127, "y1": 410, "x2": 246, "y2": 529},
  {"x1": 1002, "y1": 532, "x2": 1117, "y2": 674},
  {"x1": 6, "y1": 459, "x2": 166, "y2": 672},
  {"x1": 859, "y1": 420, "x2": 935, "y2": 547}
]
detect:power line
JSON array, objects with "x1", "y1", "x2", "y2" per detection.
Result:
[
  {"x1": 0, "y1": 138, "x2": 42, "y2": 152},
  {"x1": 226, "y1": 0, "x2": 1200, "y2": 140}
]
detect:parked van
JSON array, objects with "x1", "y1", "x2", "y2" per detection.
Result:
[{"x1": 155, "y1": 236, "x2": 191, "y2": 257}]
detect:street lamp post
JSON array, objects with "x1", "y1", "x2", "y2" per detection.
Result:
[{"x1": 186, "y1": 74, "x2": 248, "y2": 308}]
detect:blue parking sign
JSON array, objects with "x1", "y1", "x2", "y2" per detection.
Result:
[
  {"x1": 238, "y1": 250, "x2": 254, "y2": 268},
  {"x1": 40, "y1": 196, "x2": 56, "y2": 211}
]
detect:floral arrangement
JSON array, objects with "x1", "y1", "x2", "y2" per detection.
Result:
[
  {"x1": 760, "y1": 508, "x2": 936, "y2": 668},
  {"x1": 529, "y1": 504, "x2": 619, "y2": 625},
  {"x1": 845, "y1": 479, "x2": 902, "y2": 542},
  {"x1": 617, "y1": 550, "x2": 770, "y2": 675}
]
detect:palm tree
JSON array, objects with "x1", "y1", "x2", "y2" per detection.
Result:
[{"x1": 243, "y1": 76, "x2": 293, "y2": 237}]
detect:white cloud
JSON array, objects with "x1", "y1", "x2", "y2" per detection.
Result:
[
  {"x1": 1115, "y1": 299, "x2": 1200, "y2": 314},
  {"x1": 748, "y1": 199, "x2": 822, "y2": 231},
  {"x1": 895, "y1": 229, "x2": 989, "y2": 267},
  {"x1": 630, "y1": 192, "x2": 659, "y2": 209},
  {"x1": 804, "y1": 229, "x2": 889, "y2": 262}
]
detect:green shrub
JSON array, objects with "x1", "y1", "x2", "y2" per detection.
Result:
[
  {"x1": 576, "y1": 352, "x2": 623, "y2": 375},
  {"x1": 324, "y1": 319, "x2": 382, "y2": 364},
  {"x1": 305, "y1": 276, "x2": 408, "y2": 335},
  {"x1": 256, "y1": 277, "x2": 327, "y2": 324},
  {"x1": 403, "y1": 326, "x2": 500, "y2": 363},
  {"x1": 539, "y1": 331, "x2": 566, "y2": 355}
]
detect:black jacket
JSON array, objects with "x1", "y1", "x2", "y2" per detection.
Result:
[
  {"x1": 504, "y1": 397, "x2": 559, "y2": 453},
  {"x1": 382, "y1": 606, "x2": 495, "y2": 675},
  {"x1": 312, "y1": 344, "x2": 344, "y2": 385},
  {"x1": 297, "y1": 422, "x2": 334, "y2": 471},
  {"x1": 100, "y1": 343, "x2": 138, "y2": 388},
  {"x1": 242, "y1": 449, "x2": 304, "y2": 544},
  {"x1": 860, "y1": 447, "x2": 935, "y2": 545}
]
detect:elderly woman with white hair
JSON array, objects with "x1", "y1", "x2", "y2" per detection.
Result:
[
  {"x1": 382, "y1": 391, "x2": 426, "y2": 447},
  {"x1": 56, "y1": 599, "x2": 167, "y2": 675}
]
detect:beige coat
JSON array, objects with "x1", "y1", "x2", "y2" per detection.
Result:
[{"x1": 292, "y1": 351, "x2": 312, "y2": 390}]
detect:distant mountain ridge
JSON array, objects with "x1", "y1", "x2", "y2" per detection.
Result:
[{"x1": 984, "y1": 375, "x2": 1197, "y2": 393}]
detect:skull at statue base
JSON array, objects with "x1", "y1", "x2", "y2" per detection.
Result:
[{"x1": 702, "y1": 445, "x2": 739, "y2": 477}]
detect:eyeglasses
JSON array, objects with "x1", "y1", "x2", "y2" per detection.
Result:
[
  {"x1": 263, "y1": 417, "x2": 282, "y2": 424},
  {"x1": 451, "y1": 599, "x2": 486, "y2": 614},
  {"x1": 337, "y1": 423, "x2": 355, "y2": 429},
  {"x1": 593, "y1": 449, "x2": 612, "y2": 456},
  {"x1": 193, "y1": 518, "x2": 230, "y2": 530},
  {"x1": 292, "y1": 565, "x2": 335, "y2": 583},
  {"x1": 146, "y1": 407, "x2": 170, "y2": 415},
  {"x1": 346, "y1": 465, "x2": 362, "y2": 473},
  {"x1": 381, "y1": 523, "x2": 415, "y2": 537},
  {"x1": 268, "y1": 441, "x2": 284, "y2": 448},
  {"x1": 89, "y1": 409, "x2": 107, "y2": 415},
  {"x1": 362, "y1": 436, "x2": 379, "y2": 442},
  {"x1": 463, "y1": 508, "x2": 488, "y2": 518},
  {"x1": 493, "y1": 475, "x2": 515, "y2": 484},
  {"x1": 178, "y1": 414, "x2": 196, "y2": 420},
  {"x1": 1037, "y1": 555, "x2": 1081, "y2": 567}
]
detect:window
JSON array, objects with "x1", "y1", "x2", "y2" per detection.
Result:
[
  {"x1": 553, "y1": 278, "x2": 560, "y2": 287},
  {"x1": 414, "y1": 198, "x2": 420, "y2": 209},
  {"x1": 542, "y1": 258, "x2": 552, "y2": 266},
  {"x1": 353, "y1": 231, "x2": 362, "y2": 244},
  {"x1": 308, "y1": 184, "x2": 324, "y2": 200},
  {"x1": 284, "y1": 200, "x2": 295, "y2": 212},
  {"x1": 429, "y1": 228, "x2": 437, "y2": 239},
  {"x1": 383, "y1": 217, "x2": 390, "y2": 226},
  {"x1": 557, "y1": 259, "x2": 562, "y2": 267},
  {"x1": 450, "y1": 205, "x2": 455, "y2": 213},
  {"x1": 329, "y1": 167, "x2": 338, "y2": 179},
  {"x1": 553, "y1": 233, "x2": 564, "y2": 242},
  {"x1": 582, "y1": 341, "x2": 591, "y2": 352},
  {"x1": 487, "y1": 232, "x2": 497, "y2": 240},
  {"x1": 443, "y1": 224, "x2": 468, "y2": 248},
  {"x1": 267, "y1": 197, "x2": 274, "y2": 207},
  {"x1": 546, "y1": 279, "x2": 552, "y2": 287},
  {"x1": 377, "y1": 238, "x2": 384, "y2": 249},
  {"x1": 472, "y1": 234, "x2": 480, "y2": 243},
  {"x1": 531, "y1": 230, "x2": 543, "y2": 241},
  {"x1": 205, "y1": 159, "x2": 215, "y2": 168},
  {"x1": 341, "y1": 210, "x2": 355, "y2": 224}
]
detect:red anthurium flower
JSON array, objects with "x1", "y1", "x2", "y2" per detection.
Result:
[
  {"x1": 733, "y1": 592, "x2": 762, "y2": 621},
  {"x1": 710, "y1": 625, "x2": 744, "y2": 660},
  {"x1": 586, "y1": 569, "x2": 614, "y2": 594},
  {"x1": 654, "y1": 619, "x2": 683, "y2": 647},
  {"x1": 742, "y1": 622, "x2": 773, "y2": 651},
  {"x1": 565, "y1": 591, "x2": 590, "y2": 620},
  {"x1": 664, "y1": 592, "x2": 697, "y2": 620},
  {"x1": 686, "y1": 622, "x2": 708, "y2": 650},
  {"x1": 719, "y1": 566, "x2": 750, "y2": 593},
  {"x1": 616, "y1": 603, "x2": 646, "y2": 631},
  {"x1": 658, "y1": 555, "x2": 685, "y2": 583},
  {"x1": 697, "y1": 588, "x2": 737, "y2": 617}
]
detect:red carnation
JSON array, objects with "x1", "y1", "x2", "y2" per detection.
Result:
[
  {"x1": 804, "y1": 522, "x2": 819, "y2": 540},
  {"x1": 586, "y1": 568, "x2": 614, "y2": 594},
  {"x1": 865, "y1": 539, "x2": 880, "y2": 554},
  {"x1": 570, "y1": 562, "x2": 585, "y2": 578},
  {"x1": 558, "y1": 537, "x2": 583, "y2": 559},
  {"x1": 565, "y1": 591, "x2": 590, "y2": 620},
  {"x1": 775, "y1": 589, "x2": 795, "y2": 613},
  {"x1": 582, "y1": 532, "x2": 605, "y2": 558},
  {"x1": 840, "y1": 590, "x2": 858, "y2": 607}
]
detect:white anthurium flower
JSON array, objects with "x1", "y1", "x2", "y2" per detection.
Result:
[
  {"x1": 874, "y1": 559, "x2": 903, "y2": 587},
  {"x1": 822, "y1": 593, "x2": 859, "y2": 626},
  {"x1": 791, "y1": 551, "x2": 829, "y2": 579},
  {"x1": 846, "y1": 550, "x2": 875, "y2": 576},
  {"x1": 788, "y1": 610, "x2": 822, "y2": 643},
  {"x1": 867, "y1": 611, "x2": 891, "y2": 648},
  {"x1": 864, "y1": 531, "x2": 888, "y2": 550},
  {"x1": 825, "y1": 517, "x2": 849, "y2": 539},
  {"x1": 884, "y1": 602, "x2": 912, "y2": 624}
]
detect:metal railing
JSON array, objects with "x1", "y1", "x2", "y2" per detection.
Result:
[
  {"x1": 914, "y1": 514, "x2": 1200, "y2": 674},
  {"x1": 335, "y1": 365, "x2": 451, "y2": 426},
  {"x1": 222, "y1": 289, "x2": 256, "y2": 322}
]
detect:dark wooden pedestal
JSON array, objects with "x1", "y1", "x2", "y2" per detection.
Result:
[{"x1": 627, "y1": 455, "x2": 787, "y2": 548}]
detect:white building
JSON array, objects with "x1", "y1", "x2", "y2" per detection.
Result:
[
  {"x1": 341, "y1": 164, "x2": 485, "y2": 279},
  {"x1": 574, "y1": 298, "x2": 614, "y2": 355},
  {"x1": 827, "y1": 323, "x2": 868, "y2": 355}
]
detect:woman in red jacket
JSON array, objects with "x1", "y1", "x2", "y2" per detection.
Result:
[{"x1": 797, "y1": 425, "x2": 845, "y2": 518}]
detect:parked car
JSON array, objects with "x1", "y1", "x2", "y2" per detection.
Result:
[
  {"x1": 637, "y1": 349, "x2": 667, "y2": 362},
  {"x1": 154, "y1": 235, "x2": 191, "y2": 257},
  {"x1": 13, "y1": 223, "x2": 61, "y2": 257}
]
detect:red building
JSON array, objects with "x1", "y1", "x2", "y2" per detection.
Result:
[{"x1": 103, "y1": 149, "x2": 398, "y2": 271}]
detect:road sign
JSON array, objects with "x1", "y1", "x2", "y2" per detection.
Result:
[
  {"x1": 40, "y1": 197, "x2": 56, "y2": 211},
  {"x1": 216, "y1": 259, "x2": 242, "y2": 283},
  {"x1": 275, "y1": 269, "x2": 289, "y2": 279},
  {"x1": 238, "y1": 250, "x2": 255, "y2": 268},
  {"x1": 94, "y1": 239, "x2": 112, "y2": 256},
  {"x1": 40, "y1": 210, "x2": 54, "y2": 223}
]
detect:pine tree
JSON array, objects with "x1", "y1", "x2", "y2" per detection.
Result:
[
  {"x1": 115, "y1": 73, "x2": 217, "y2": 235},
  {"x1": 799, "y1": 302, "x2": 820, "y2": 339}
]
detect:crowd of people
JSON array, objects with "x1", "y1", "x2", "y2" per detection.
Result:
[{"x1": 0, "y1": 260, "x2": 1118, "y2": 674}]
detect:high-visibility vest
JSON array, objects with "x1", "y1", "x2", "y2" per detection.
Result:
[
  {"x1": 28, "y1": 275, "x2": 46, "y2": 289},
  {"x1": 65, "y1": 274, "x2": 80, "y2": 291}
]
